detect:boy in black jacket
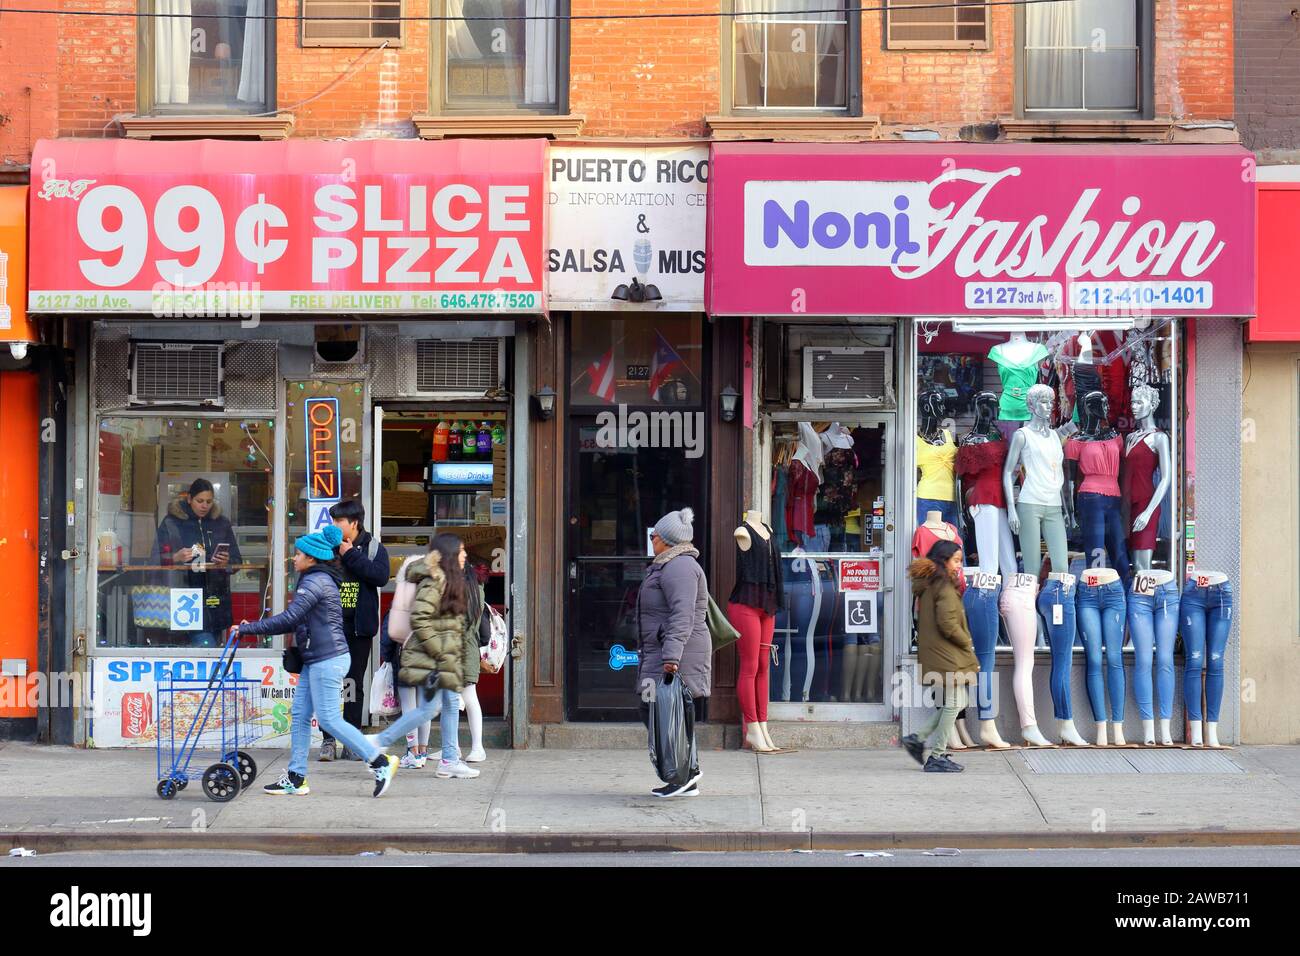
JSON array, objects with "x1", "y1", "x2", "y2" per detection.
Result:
[{"x1": 325, "y1": 500, "x2": 391, "y2": 760}]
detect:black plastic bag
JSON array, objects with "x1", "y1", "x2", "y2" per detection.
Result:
[{"x1": 647, "y1": 673, "x2": 696, "y2": 786}]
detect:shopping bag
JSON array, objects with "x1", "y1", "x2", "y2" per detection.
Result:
[
  {"x1": 647, "y1": 673, "x2": 696, "y2": 787},
  {"x1": 706, "y1": 594, "x2": 741, "y2": 652},
  {"x1": 369, "y1": 662, "x2": 400, "y2": 717},
  {"x1": 479, "y1": 605, "x2": 510, "y2": 674}
]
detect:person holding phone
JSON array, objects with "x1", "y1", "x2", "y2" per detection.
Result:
[{"x1": 151, "y1": 478, "x2": 242, "y2": 648}]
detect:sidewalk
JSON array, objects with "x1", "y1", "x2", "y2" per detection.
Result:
[{"x1": 2, "y1": 741, "x2": 1299, "y2": 854}]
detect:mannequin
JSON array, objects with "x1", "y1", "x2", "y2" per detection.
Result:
[
  {"x1": 1072, "y1": 333, "x2": 1103, "y2": 424},
  {"x1": 915, "y1": 388, "x2": 959, "y2": 528},
  {"x1": 1128, "y1": 568, "x2": 1179, "y2": 745},
  {"x1": 818, "y1": 423, "x2": 858, "y2": 552},
  {"x1": 1123, "y1": 385, "x2": 1172, "y2": 572},
  {"x1": 962, "y1": 566, "x2": 1010, "y2": 749},
  {"x1": 999, "y1": 383, "x2": 1070, "y2": 748},
  {"x1": 1181, "y1": 569, "x2": 1232, "y2": 748},
  {"x1": 1038, "y1": 568, "x2": 1089, "y2": 746},
  {"x1": 730, "y1": 510, "x2": 790, "y2": 754},
  {"x1": 957, "y1": 391, "x2": 1017, "y2": 580},
  {"x1": 1076, "y1": 566, "x2": 1126, "y2": 746},
  {"x1": 1066, "y1": 391, "x2": 1130, "y2": 582},
  {"x1": 989, "y1": 332, "x2": 1049, "y2": 440},
  {"x1": 784, "y1": 423, "x2": 823, "y2": 548}
]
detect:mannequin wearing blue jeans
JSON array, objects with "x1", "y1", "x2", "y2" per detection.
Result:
[
  {"x1": 1075, "y1": 575, "x2": 1127, "y2": 745},
  {"x1": 961, "y1": 576, "x2": 1008, "y2": 747},
  {"x1": 1037, "y1": 574, "x2": 1089, "y2": 745},
  {"x1": 1127, "y1": 577, "x2": 1180, "y2": 745},
  {"x1": 1181, "y1": 578, "x2": 1233, "y2": 747}
]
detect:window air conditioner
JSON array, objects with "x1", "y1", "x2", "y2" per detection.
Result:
[{"x1": 800, "y1": 347, "x2": 891, "y2": 407}]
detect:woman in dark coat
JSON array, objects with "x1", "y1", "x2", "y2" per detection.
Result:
[
  {"x1": 150, "y1": 478, "x2": 242, "y2": 647},
  {"x1": 637, "y1": 506, "x2": 711, "y2": 799},
  {"x1": 901, "y1": 540, "x2": 980, "y2": 774}
]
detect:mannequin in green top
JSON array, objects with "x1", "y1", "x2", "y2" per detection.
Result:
[{"x1": 989, "y1": 332, "x2": 1050, "y2": 423}]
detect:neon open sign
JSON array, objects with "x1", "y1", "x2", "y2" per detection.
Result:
[{"x1": 305, "y1": 397, "x2": 341, "y2": 501}]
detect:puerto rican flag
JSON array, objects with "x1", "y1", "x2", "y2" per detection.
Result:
[
  {"x1": 648, "y1": 332, "x2": 684, "y2": 401},
  {"x1": 587, "y1": 347, "x2": 617, "y2": 403}
]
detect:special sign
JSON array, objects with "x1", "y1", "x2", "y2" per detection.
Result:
[
  {"x1": 27, "y1": 138, "x2": 546, "y2": 314},
  {"x1": 305, "y1": 397, "x2": 341, "y2": 501}
]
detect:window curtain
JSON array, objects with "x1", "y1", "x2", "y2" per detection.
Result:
[
  {"x1": 447, "y1": 0, "x2": 556, "y2": 108},
  {"x1": 734, "y1": 0, "x2": 842, "y2": 108},
  {"x1": 524, "y1": 0, "x2": 557, "y2": 106},
  {"x1": 1026, "y1": 0, "x2": 1137, "y2": 111},
  {"x1": 237, "y1": 0, "x2": 266, "y2": 105},
  {"x1": 154, "y1": 0, "x2": 192, "y2": 106},
  {"x1": 1024, "y1": 1, "x2": 1079, "y2": 110}
]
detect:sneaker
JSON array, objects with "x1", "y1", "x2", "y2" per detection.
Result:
[
  {"x1": 923, "y1": 754, "x2": 964, "y2": 773},
  {"x1": 340, "y1": 747, "x2": 364, "y2": 762},
  {"x1": 263, "y1": 773, "x2": 310, "y2": 796},
  {"x1": 899, "y1": 734, "x2": 925, "y2": 766},
  {"x1": 371, "y1": 754, "x2": 399, "y2": 797},
  {"x1": 318, "y1": 740, "x2": 336, "y2": 762},
  {"x1": 435, "y1": 760, "x2": 481, "y2": 779},
  {"x1": 651, "y1": 770, "x2": 703, "y2": 798},
  {"x1": 399, "y1": 749, "x2": 426, "y2": 770},
  {"x1": 465, "y1": 748, "x2": 488, "y2": 763}
]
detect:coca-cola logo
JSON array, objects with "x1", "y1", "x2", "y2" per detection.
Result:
[{"x1": 121, "y1": 692, "x2": 153, "y2": 739}]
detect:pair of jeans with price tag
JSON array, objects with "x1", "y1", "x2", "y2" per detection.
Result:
[
  {"x1": 1127, "y1": 580, "x2": 1181, "y2": 721},
  {"x1": 962, "y1": 578, "x2": 1001, "y2": 720},
  {"x1": 1180, "y1": 580, "x2": 1233, "y2": 722},
  {"x1": 1038, "y1": 578, "x2": 1077, "y2": 721},
  {"x1": 1076, "y1": 580, "x2": 1127, "y2": 723}
]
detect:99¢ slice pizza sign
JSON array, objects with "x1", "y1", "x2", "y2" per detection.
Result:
[{"x1": 28, "y1": 138, "x2": 546, "y2": 315}]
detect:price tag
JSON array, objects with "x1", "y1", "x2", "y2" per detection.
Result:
[
  {"x1": 970, "y1": 572, "x2": 1000, "y2": 591},
  {"x1": 1012, "y1": 573, "x2": 1037, "y2": 590},
  {"x1": 1052, "y1": 604, "x2": 1063, "y2": 626},
  {"x1": 1133, "y1": 572, "x2": 1158, "y2": 597},
  {"x1": 1196, "y1": 574, "x2": 1213, "y2": 588}
]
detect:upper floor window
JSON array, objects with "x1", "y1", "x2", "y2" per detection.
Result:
[
  {"x1": 730, "y1": 0, "x2": 856, "y2": 112},
  {"x1": 1020, "y1": 0, "x2": 1148, "y2": 116},
  {"x1": 434, "y1": 0, "x2": 566, "y2": 113},
  {"x1": 146, "y1": 0, "x2": 274, "y2": 113}
]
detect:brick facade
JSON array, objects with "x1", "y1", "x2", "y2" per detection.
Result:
[
  {"x1": 1235, "y1": 0, "x2": 1300, "y2": 157},
  {"x1": 0, "y1": 0, "x2": 1241, "y2": 164}
]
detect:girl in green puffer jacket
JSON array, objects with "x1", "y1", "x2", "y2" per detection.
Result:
[{"x1": 365, "y1": 534, "x2": 481, "y2": 780}]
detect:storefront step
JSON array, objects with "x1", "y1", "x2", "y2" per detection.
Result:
[{"x1": 526, "y1": 722, "x2": 899, "y2": 750}]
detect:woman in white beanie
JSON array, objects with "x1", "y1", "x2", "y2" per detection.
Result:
[{"x1": 638, "y1": 507, "x2": 712, "y2": 798}]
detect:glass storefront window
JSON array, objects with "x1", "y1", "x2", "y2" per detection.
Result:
[
  {"x1": 95, "y1": 416, "x2": 274, "y2": 649},
  {"x1": 768, "y1": 418, "x2": 889, "y2": 705},
  {"x1": 569, "y1": 314, "x2": 705, "y2": 407},
  {"x1": 914, "y1": 321, "x2": 1180, "y2": 579},
  {"x1": 285, "y1": 381, "x2": 365, "y2": 601}
]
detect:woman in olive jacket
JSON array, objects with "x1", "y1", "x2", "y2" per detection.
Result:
[
  {"x1": 901, "y1": 540, "x2": 980, "y2": 774},
  {"x1": 366, "y1": 534, "x2": 481, "y2": 780}
]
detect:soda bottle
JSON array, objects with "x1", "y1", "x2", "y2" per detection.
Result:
[
  {"x1": 491, "y1": 422, "x2": 506, "y2": 446},
  {"x1": 459, "y1": 421, "x2": 475, "y2": 461},
  {"x1": 477, "y1": 422, "x2": 492, "y2": 459},
  {"x1": 448, "y1": 420, "x2": 462, "y2": 461},
  {"x1": 432, "y1": 420, "x2": 449, "y2": 463}
]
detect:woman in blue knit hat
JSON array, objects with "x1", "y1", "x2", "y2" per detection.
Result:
[{"x1": 234, "y1": 524, "x2": 399, "y2": 797}]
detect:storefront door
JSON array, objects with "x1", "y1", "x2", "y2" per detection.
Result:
[
  {"x1": 766, "y1": 413, "x2": 897, "y2": 722},
  {"x1": 564, "y1": 417, "x2": 708, "y2": 721}
]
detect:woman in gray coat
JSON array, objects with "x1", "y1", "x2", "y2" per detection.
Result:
[{"x1": 638, "y1": 507, "x2": 711, "y2": 799}]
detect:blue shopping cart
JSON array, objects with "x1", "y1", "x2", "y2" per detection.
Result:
[{"x1": 154, "y1": 629, "x2": 260, "y2": 802}]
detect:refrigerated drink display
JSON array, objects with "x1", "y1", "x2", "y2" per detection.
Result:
[{"x1": 432, "y1": 420, "x2": 449, "y2": 462}]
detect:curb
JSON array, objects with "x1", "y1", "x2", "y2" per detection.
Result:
[{"x1": 5, "y1": 829, "x2": 1300, "y2": 856}]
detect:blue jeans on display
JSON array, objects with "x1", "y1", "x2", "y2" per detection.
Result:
[
  {"x1": 1075, "y1": 581, "x2": 1127, "y2": 723},
  {"x1": 963, "y1": 584, "x2": 1001, "y2": 720},
  {"x1": 1181, "y1": 581, "x2": 1234, "y2": 722},
  {"x1": 916, "y1": 498, "x2": 959, "y2": 530},
  {"x1": 1076, "y1": 492, "x2": 1132, "y2": 581},
  {"x1": 1038, "y1": 578, "x2": 1077, "y2": 721},
  {"x1": 806, "y1": 524, "x2": 832, "y2": 553},
  {"x1": 375, "y1": 687, "x2": 462, "y2": 764},
  {"x1": 1127, "y1": 582, "x2": 1181, "y2": 720},
  {"x1": 774, "y1": 558, "x2": 817, "y2": 703},
  {"x1": 289, "y1": 653, "x2": 380, "y2": 777}
]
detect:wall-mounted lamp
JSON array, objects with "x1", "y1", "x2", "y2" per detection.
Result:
[
  {"x1": 532, "y1": 385, "x2": 557, "y2": 421},
  {"x1": 611, "y1": 277, "x2": 662, "y2": 303},
  {"x1": 720, "y1": 384, "x2": 740, "y2": 423}
]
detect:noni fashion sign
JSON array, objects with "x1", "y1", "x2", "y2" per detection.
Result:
[
  {"x1": 547, "y1": 146, "x2": 708, "y2": 310},
  {"x1": 27, "y1": 139, "x2": 546, "y2": 314},
  {"x1": 706, "y1": 143, "x2": 1256, "y2": 317}
]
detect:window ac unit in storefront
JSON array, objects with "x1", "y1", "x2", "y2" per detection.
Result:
[
  {"x1": 800, "y1": 347, "x2": 891, "y2": 407},
  {"x1": 407, "y1": 338, "x2": 504, "y2": 397},
  {"x1": 129, "y1": 342, "x2": 225, "y2": 407}
]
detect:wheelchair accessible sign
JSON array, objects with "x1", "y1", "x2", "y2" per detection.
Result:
[{"x1": 839, "y1": 560, "x2": 879, "y2": 635}]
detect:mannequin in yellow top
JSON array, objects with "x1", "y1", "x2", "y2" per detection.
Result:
[{"x1": 916, "y1": 388, "x2": 960, "y2": 529}]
